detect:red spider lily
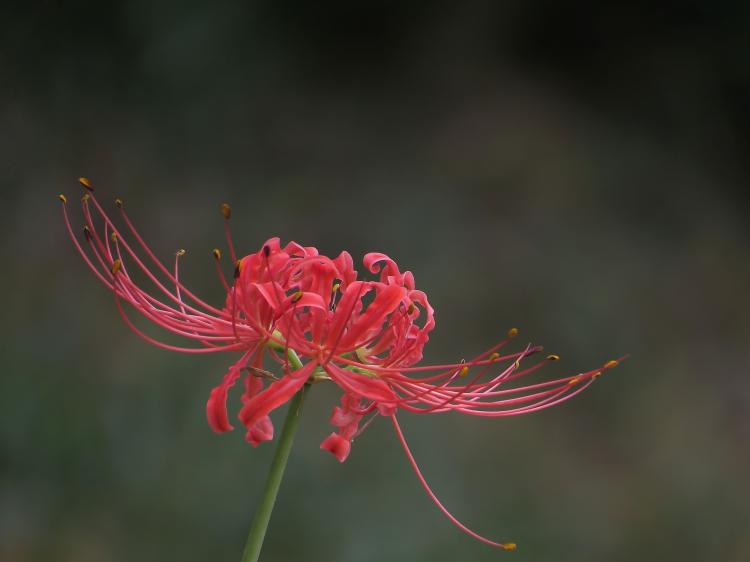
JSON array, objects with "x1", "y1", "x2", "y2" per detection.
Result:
[{"x1": 60, "y1": 178, "x2": 624, "y2": 551}]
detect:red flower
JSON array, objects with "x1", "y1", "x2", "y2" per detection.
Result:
[{"x1": 61, "y1": 179, "x2": 623, "y2": 551}]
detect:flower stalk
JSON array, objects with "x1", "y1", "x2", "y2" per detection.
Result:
[{"x1": 241, "y1": 350, "x2": 307, "y2": 562}]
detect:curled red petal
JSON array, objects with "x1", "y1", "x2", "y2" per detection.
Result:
[
  {"x1": 206, "y1": 352, "x2": 253, "y2": 433},
  {"x1": 320, "y1": 432, "x2": 351, "y2": 462},
  {"x1": 363, "y1": 252, "x2": 403, "y2": 283}
]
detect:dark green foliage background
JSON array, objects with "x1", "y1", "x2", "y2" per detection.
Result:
[{"x1": 2, "y1": 2, "x2": 749, "y2": 561}]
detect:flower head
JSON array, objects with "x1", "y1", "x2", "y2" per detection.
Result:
[{"x1": 61, "y1": 178, "x2": 624, "y2": 550}]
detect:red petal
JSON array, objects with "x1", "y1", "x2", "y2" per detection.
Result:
[
  {"x1": 325, "y1": 363, "x2": 397, "y2": 404},
  {"x1": 206, "y1": 352, "x2": 252, "y2": 433},
  {"x1": 246, "y1": 416, "x2": 274, "y2": 447},
  {"x1": 339, "y1": 284, "x2": 406, "y2": 350},
  {"x1": 238, "y1": 361, "x2": 316, "y2": 430},
  {"x1": 320, "y1": 432, "x2": 351, "y2": 462}
]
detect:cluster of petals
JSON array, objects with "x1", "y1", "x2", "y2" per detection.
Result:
[{"x1": 61, "y1": 178, "x2": 622, "y2": 550}]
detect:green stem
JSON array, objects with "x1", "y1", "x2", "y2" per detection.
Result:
[{"x1": 240, "y1": 350, "x2": 306, "y2": 562}]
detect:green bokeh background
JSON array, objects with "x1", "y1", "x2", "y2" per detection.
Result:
[{"x1": 2, "y1": 2, "x2": 749, "y2": 561}]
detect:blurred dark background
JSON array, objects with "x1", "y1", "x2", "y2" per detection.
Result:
[{"x1": 2, "y1": 2, "x2": 749, "y2": 561}]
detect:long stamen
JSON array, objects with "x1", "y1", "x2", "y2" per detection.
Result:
[
  {"x1": 221, "y1": 203, "x2": 237, "y2": 263},
  {"x1": 393, "y1": 357, "x2": 619, "y2": 415},
  {"x1": 104, "y1": 191, "x2": 272, "y2": 338},
  {"x1": 212, "y1": 248, "x2": 230, "y2": 292},
  {"x1": 99, "y1": 189, "x2": 226, "y2": 316},
  {"x1": 111, "y1": 290, "x2": 246, "y2": 353},
  {"x1": 69, "y1": 182, "x2": 269, "y2": 348},
  {"x1": 86, "y1": 203, "x2": 244, "y2": 335},
  {"x1": 393, "y1": 355, "x2": 554, "y2": 408},
  {"x1": 231, "y1": 260, "x2": 242, "y2": 343},
  {"x1": 60, "y1": 196, "x2": 114, "y2": 289},
  {"x1": 398, "y1": 349, "x2": 529, "y2": 413},
  {"x1": 391, "y1": 415, "x2": 516, "y2": 551},
  {"x1": 174, "y1": 249, "x2": 219, "y2": 347}
]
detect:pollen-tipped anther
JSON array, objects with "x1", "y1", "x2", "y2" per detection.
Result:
[
  {"x1": 547, "y1": 354, "x2": 560, "y2": 361},
  {"x1": 507, "y1": 327, "x2": 519, "y2": 338},
  {"x1": 501, "y1": 543, "x2": 517, "y2": 551},
  {"x1": 212, "y1": 248, "x2": 222, "y2": 260},
  {"x1": 81, "y1": 193, "x2": 90, "y2": 203},
  {"x1": 234, "y1": 260, "x2": 242, "y2": 279},
  {"x1": 58, "y1": 194, "x2": 68, "y2": 204},
  {"x1": 489, "y1": 352, "x2": 500, "y2": 362},
  {"x1": 111, "y1": 259, "x2": 122, "y2": 274},
  {"x1": 458, "y1": 366, "x2": 469, "y2": 377},
  {"x1": 292, "y1": 291, "x2": 304, "y2": 303},
  {"x1": 332, "y1": 282, "x2": 341, "y2": 293},
  {"x1": 568, "y1": 375, "x2": 582, "y2": 385},
  {"x1": 78, "y1": 177, "x2": 94, "y2": 191},
  {"x1": 110, "y1": 232, "x2": 118, "y2": 243},
  {"x1": 115, "y1": 198, "x2": 123, "y2": 208},
  {"x1": 220, "y1": 203, "x2": 231, "y2": 220},
  {"x1": 604, "y1": 360, "x2": 619, "y2": 369},
  {"x1": 83, "y1": 226, "x2": 91, "y2": 240},
  {"x1": 176, "y1": 249, "x2": 186, "y2": 257}
]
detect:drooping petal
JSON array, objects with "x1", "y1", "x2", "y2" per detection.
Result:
[
  {"x1": 240, "y1": 370, "x2": 274, "y2": 446},
  {"x1": 246, "y1": 416, "x2": 274, "y2": 447},
  {"x1": 206, "y1": 352, "x2": 253, "y2": 433},
  {"x1": 320, "y1": 432, "x2": 351, "y2": 462},
  {"x1": 238, "y1": 360, "x2": 317, "y2": 430}
]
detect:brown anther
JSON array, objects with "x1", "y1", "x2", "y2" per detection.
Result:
[
  {"x1": 245, "y1": 366, "x2": 278, "y2": 381},
  {"x1": 459, "y1": 366, "x2": 470, "y2": 377},
  {"x1": 212, "y1": 248, "x2": 222, "y2": 260},
  {"x1": 78, "y1": 177, "x2": 94, "y2": 191},
  {"x1": 507, "y1": 327, "x2": 519, "y2": 338},
  {"x1": 220, "y1": 203, "x2": 231, "y2": 220},
  {"x1": 489, "y1": 352, "x2": 500, "y2": 362},
  {"x1": 547, "y1": 354, "x2": 560, "y2": 361},
  {"x1": 407, "y1": 302, "x2": 416, "y2": 315},
  {"x1": 110, "y1": 232, "x2": 118, "y2": 243},
  {"x1": 176, "y1": 249, "x2": 186, "y2": 257},
  {"x1": 111, "y1": 259, "x2": 122, "y2": 274},
  {"x1": 332, "y1": 282, "x2": 341, "y2": 293},
  {"x1": 262, "y1": 245, "x2": 270, "y2": 257},
  {"x1": 291, "y1": 291, "x2": 304, "y2": 303},
  {"x1": 115, "y1": 198, "x2": 123, "y2": 208},
  {"x1": 58, "y1": 194, "x2": 68, "y2": 204},
  {"x1": 234, "y1": 260, "x2": 242, "y2": 279},
  {"x1": 83, "y1": 226, "x2": 91, "y2": 240},
  {"x1": 604, "y1": 360, "x2": 619, "y2": 369}
]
